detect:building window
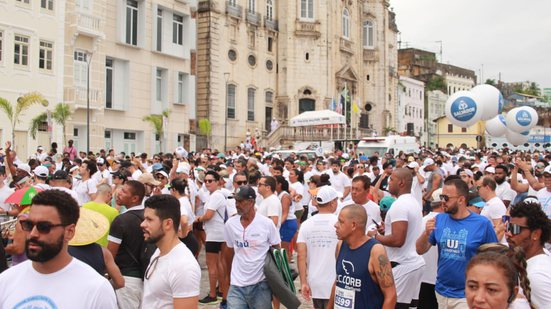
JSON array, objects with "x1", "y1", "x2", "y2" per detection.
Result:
[
  {"x1": 156, "y1": 8, "x2": 162, "y2": 51},
  {"x1": 172, "y1": 14, "x2": 184, "y2": 45},
  {"x1": 300, "y1": 0, "x2": 313, "y2": 20},
  {"x1": 14, "y1": 35, "x2": 29, "y2": 67},
  {"x1": 105, "y1": 57, "x2": 129, "y2": 110},
  {"x1": 177, "y1": 72, "x2": 188, "y2": 103},
  {"x1": 265, "y1": 91, "x2": 273, "y2": 103},
  {"x1": 39, "y1": 41, "x2": 53, "y2": 71},
  {"x1": 247, "y1": 88, "x2": 255, "y2": 121},
  {"x1": 266, "y1": 60, "x2": 273, "y2": 71},
  {"x1": 0, "y1": 31, "x2": 3, "y2": 63},
  {"x1": 461, "y1": 127, "x2": 467, "y2": 133},
  {"x1": 76, "y1": 0, "x2": 91, "y2": 11},
  {"x1": 228, "y1": 49, "x2": 237, "y2": 61},
  {"x1": 227, "y1": 84, "x2": 236, "y2": 119},
  {"x1": 16, "y1": 0, "x2": 30, "y2": 5},
  {"x1": 248, "y1": 0, "x2": 255, "y2": 12},
  {"x1": 73, "y1": 50, "x2": 88, "y2": 87},
  {"x1": 448, "y1": 124, "x2": 453, "y2": 133},
  {"x1": 106, "y1": 58, "x2": 113, "y2": 108},
  {"x1": 266, "y1": 0, "x2": 273, "y2": 20},
  {"x1": 41, "y1": 0, "x2": 54, "y2": 10},
  {"x1": 156, "y1": 68, "x2": 163, "y2": 101},
  {"x1": 362, "y1": 21, "x2": 374, "y2": 48},
  {"x1": 248, "y1": 54, "x2": 256, "y2": 67},
  {"x1": 267, "y1": 37, "x2": 273, "y2": 52},
  {"x1": 125, "y1": 0, "x2": 139, "y2": 46},
  {"x1": 124, "y1": 132, "x2": 136, "y2": 140},
  {"x1": 342, "y1": 8, "x2": 350, "y2": 39}
]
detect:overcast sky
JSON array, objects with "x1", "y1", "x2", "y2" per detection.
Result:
[{"x1": 391, "y1": 0, "x2": 551, "y2": 89}]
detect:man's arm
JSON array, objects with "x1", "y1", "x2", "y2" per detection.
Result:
[
  {"x1": 517, "y1": 160, "x2": 544, "y2": 191},
  {"x1": 107, "y1": 241, "x2": 120, "y2": 260},
  {"x1": 510, "y1": 166, "x2": 529, "y2": 193},
  {"x1": 370, "y1": 244, "x2": 397, "y2": 309},
  {"x1": 416, "y1": 218, "x2": 435, "y2": 255},
  {"x1": 197, "y1": 209, "x2": 215, "y2": 222},
  {"x1": 423, "y1": 173, "x2": 442, "y2": 200},
  {"x1": 374, "y1": 221, "x2": 407, "y2": 248},
  {"x1": 102, "y1": 247, "x2": 125, "y2": 289},
  {"x1": 414, "y1": 167, "x2": 425, "y2": 184},
  {"x1": 327, "y1": 282, "x2": 336, "y2": 309},
  {"x1": 174, "y1": 297, "x2": 198, "y2": 309},
  {"x1": 297, "y1": 242, "x2": 311, "y2": 301}
]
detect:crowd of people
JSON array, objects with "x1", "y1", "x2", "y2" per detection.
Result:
[{"x1": 0, "y1": 138, "x2": 550, "y2": 309}]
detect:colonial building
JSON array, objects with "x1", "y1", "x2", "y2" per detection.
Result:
[
  {"x1": 196, "y1": 0, "x2": 399, "y2": 150},
  {"x1": 0, "y1": 0, "x2": 65, "y2": 157},
  {"x1": 434, "y1": 115, "x2": 484, "y2": 149},
  {"x1": 397, "y1": 76, "x2": 424, "y2": 139},
  {"x1": 426, "y1": 90, "x2": 448, "y2": 147}
]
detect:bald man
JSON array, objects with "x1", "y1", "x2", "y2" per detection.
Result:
[
  {"x1": 368, "y1": 168, "x2": 425, "y2": 308},
  {"x1": 329, "y1": 204, "x2": 397, "y2": 309}
]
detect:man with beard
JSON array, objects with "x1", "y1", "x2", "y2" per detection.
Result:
[
  {"x1": 141, "y1": 194, "x2": 201, "y2": 308},
  {"x1": 494, "y1": 164, "x2": 516, "y2": 207},
  {"x1": 0, "y1": 190, "x2": 116, "y2": 308},
  {"x1": 416, "y1": 179, "x2": 497, "y2": 308},
  {"x1": 224, "y1": 185, "x2": 280, "y2": 308}
]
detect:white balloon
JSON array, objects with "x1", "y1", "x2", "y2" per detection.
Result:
[
  {"x1": 485, "y1": 114, "x2": 507, "y2": 137},
  {"x1": 506, "y1": 107, "x2": 538, "y2": 133},
  {"x1": 471, "y1": 84, "x2": 504, "y2": 121},
  {"x1": 445, "y1": 91, "x2": 483, "y2": 128},
  {"x1": 175, "y1": 146, "x2": 188, "y2": 158},
  {"x1": 506, "y1": 129, "x2": 530, "y2": 146}
]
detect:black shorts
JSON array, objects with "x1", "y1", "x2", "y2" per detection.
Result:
[
  {"x1": 192, "y1": 221, "x2": 204, "y2": 231},
  {"x1": 205, "y1": 241, "x2": 224, "y2": 253}
]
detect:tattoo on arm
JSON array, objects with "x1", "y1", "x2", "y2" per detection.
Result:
[{"x1": 376, "y1": 254, "x2": 394, "y2": 288}]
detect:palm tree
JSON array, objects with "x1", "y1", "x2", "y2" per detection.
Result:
[
  {"x1": 0, "y1": 92, "x2": 48, "y2": 147},
  {"x1": 29, "y1": 103, "x2": 72, "y2": 145},
  {"x1": 143, "y1": 109, "x2": 170, "y2": 152}
]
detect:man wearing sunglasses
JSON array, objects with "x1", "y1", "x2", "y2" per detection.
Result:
[
  {"x1": 416, "y1": 178, "x2": 497, "y2": 309},
  {"x1": 506, "y1": 199, "x2": 551, "y2": 308},
  {"x1": 0, "y1": 190, "x2": 117, "y2": 308},
  {"x1": 536, "y1": 165, "x2": 551, "y2": 219}
]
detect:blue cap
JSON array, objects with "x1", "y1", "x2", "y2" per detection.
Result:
[
  {"x1": 359, "y1": 155, "x2": 368, "y2": 161},
  {"x1": 379, "y1": 196, "x2": 396, "y2": 212},
  {"x1": 151, "y1": 163, "x2": 163, "y2": 171},
  {"x1": 469, "y1": 197, "x2": 485, "y2": 208}
]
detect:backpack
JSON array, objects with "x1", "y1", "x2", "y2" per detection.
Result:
[{"x1": 123, "y1": 210, "x2": 157, "y2": 279}]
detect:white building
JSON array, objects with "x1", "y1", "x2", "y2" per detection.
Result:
[
  {"x1": 426, "y1": 90, "x2": 448, "y2": 147},
  {"x1": 0, "y1": 0, "x2": 66, "y2": 157},
  {"x1": 397, "y1": 76, "x2": 424, "y2": 139}
]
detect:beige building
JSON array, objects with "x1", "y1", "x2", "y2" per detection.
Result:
[
  {"x1": 0, "y1": 0, "x2": 65, "y2": 158},
  {"x1": 64, "y1": 0, "x2": 197, "y2": 155},
  {"x1": 196, "y1": 0, "x2": 399, "y2": 150}
]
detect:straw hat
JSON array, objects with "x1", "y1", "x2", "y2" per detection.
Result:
[{"x1": 69, "y1": 208, "x2": 110, "y2": 246}]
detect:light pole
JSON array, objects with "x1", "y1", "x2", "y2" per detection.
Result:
[
  {"x1": 86, "y1": 51, "x2": 93, "y2": 154},
  {"x1": 224, "y1": 72, "x2": 230, "y2": 152}
]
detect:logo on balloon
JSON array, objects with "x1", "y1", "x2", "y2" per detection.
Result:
[
  {"x1": 498, "y1": 115, "x2": 506, "y2": 125},
  {"x1": 516, "y1": 111, "x2": 532, "y2": 126},
  {"x1": 498, "y1": 93, "x2": 504, "y2": 113},
  {"x1": 451, "y1": 97, "x2": 477, "y2": 121}
]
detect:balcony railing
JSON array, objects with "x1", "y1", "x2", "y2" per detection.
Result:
[
  {"x1": 225, "y1": 1, "x2": 242, "y2": 19},
  {"x1": 339, "y1": 38, "x2": 354, "y2": 54},
  {"x1": 76, "y1": 13, "x2": 104, "y2": 38},
  {"x1": 264, "y1": 124, "x2": 376, "y2": 148},
  {"x1": 64, "y1": 87, "x2": 102, "y2": 110},
  {"x1": 295, "y1": 20, "x2": 321, "y2": 38},
  {"x1": 246, "y1": 10, "x2": 261, "y2": 26},
  {"x1": 264, "y1": 18, "x2": 278, "y2": 32}
]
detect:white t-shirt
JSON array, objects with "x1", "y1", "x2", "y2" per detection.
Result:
[
  {"x1": 496, "y1": 181, "x2": 517, "y2": 203},
  {"x1": 178, "y1": 196, "x2": 195, "y2": 226},
  {"x1": 526, "y1": 253, "x2": 551, "y2": 308},
  {"x1": 257, "y1": 194, "x2": 282, "y2": 228},
  {"x1": 220, "y1": 188, "x2": 237, "y2": 217},
  {"x1": 73, "y1": 178, "x2": 98, "y2": 205},
  {"x1": 481, "y1": 196, "x2": 507, "y2": 244},
  {"x1": 34, "y1": 183, "x2": 51, "y2": 191},
  {"x1": 289, "y1": 182, "x2": 305, "y2": 220},
  {"x1": 204, "y1": 190, "x2": 228, "y2": 242},
  {"x1": 142, "y1": 243, "x2": 201, "y2": 308},
  {"x1": 340, "y1": 200, "x2": 381, "y2": 233},
  {"x1": 131, "y1": 169, "x2": 143, "y2": 181},
  {"x1": 328, "y1": 171, "x2": 351, "y2": 197},
  {"x1": 411, "y1": 176, "x2": 423, "y2": 206},
  {"x1": 296, "y1": 213, "x2": 338, "y2": 299},
  {"x1": 48, "y1": 187, "x2": 80, "y2": 206},
  {"x1": 420, "y1": 212, "x2": 439, "y2": 284},
  {"x1": 224, "y1": 213, "x2": 281, "y2": 287},
  {"x1": 0, "y1": 185, "x2": 14, "y2": 211},
  {"x1": 384, "y1": 193, "x2": 425, "y2": 268},
  {"x1": 0, "y1": 258, "x2": 117, "y2": 308},
  {"x1": 536, "y1": 188, "x2": 551, "y2": 218}
]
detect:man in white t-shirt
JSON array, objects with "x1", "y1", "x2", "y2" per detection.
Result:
[
  {"x1": 494, "y1": 164, "x2": 516, "y2": 207},
  {"x1": 297, "y1": 186, "x2": 339, "y2": 309},
  {"x1": 0, "y1": 166, "x2": 14, "y2": 218},
  {"x1": 224, "y1": 185, "x2": 280, "y2": 309},
  {"x1": 506, "y1": 198, "x2": 551, "y2": 308},
  {"x1": 368, "y1": 168, "x2": 425, "y2": 308},
  {"x1": 406, "y1": 161, "x2": 425, "y2": 207},
  {"x1": 0, "y1": 190, "x2": 117, "y2": 308},
  {"x1": 257, "y1": 176, "x2": 282, "y2": 228},
  {"x1": 73, "y1": 160, "x2": 98, "y2": 205},
  {"x1": 141, "y1": 194, "x2": 201, "y2": 308},
  {"x1": 328, "y1": 159, "x2": 351, "y2": 201},
  {"x1": 479, "y1": 176, "x2": 507, "y2": 243},
  {"x1": 342, "y1": 175, "x2": 381, "y2": 229},
  {"x1": 537, "y1": 165, "x2": 551, "y2": 218}
]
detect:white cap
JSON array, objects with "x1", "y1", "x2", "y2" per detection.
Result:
[
  {"x1": 155, "y1": 170, "x2": 169, "y2": 178},
  {"x1": 37, "y1": 146, "x2": 44, "y2": 151},
  {"x1": 431, "y1": 188, "x2": 443, "y2": 204},
  {"x1": 176, "y1": 163, "x2": 190, "y2": 174},
  {"x1": 33, "y1": 165, "x2": 49, "y2": 178},
  {"x1": 462, "y1": 169, "x2": 474, "y2": 178},
  {"x1": 17, "y1": 163, "x2": 31, "y2": 175},
  {"x1": 342, "y1": 153, "x2": 350, "y2": 160},
  {"x1": 422, "y1": 158, "x2": 435, "y2": 167},
  {"x1": 485, "y1": 166, "x2": 496, "y2": 174},
  {"x1": 543, "y1": 165, "x2": 551, "y2": 175},
  {"x1": 315, "y1": 186, "x2": 338, "y2": 204},
  {"x1": 97, "y1": 157, "x2": 105, "y2": 165},
  {"x1": 407, "y1": 161, "x2": 419, "y2": 169}
]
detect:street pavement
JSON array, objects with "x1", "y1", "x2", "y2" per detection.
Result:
[{"x1": 197, "y1": 250, "x2": 315, "y2": 309}]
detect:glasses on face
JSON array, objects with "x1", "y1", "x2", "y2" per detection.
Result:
[
  {"x1": 460, "y1": 174, "x2": 469, "y2": 178},
  {"x1": 205, "y1": 179, "x2": 215, "y2": 184},
  {"x1": 235, "y1": 180, "x2": 247, "y2": 186},
  {"x1": 439, "y1": 195, "x2": 460, "y2": 202},
  {"x1": 20, "y1": 220, "x2": 67, "y2": 234},
  {"x1": 507, "y1": 223, "x2": 530, "y2": 236},
  {"x1": 258, "y1": 182, "x2": 267, "y2": 187}
]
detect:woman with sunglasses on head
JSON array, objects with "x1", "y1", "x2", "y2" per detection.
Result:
[{"x1": 466, "y1": 243, "x2": 533, "y2": 309}]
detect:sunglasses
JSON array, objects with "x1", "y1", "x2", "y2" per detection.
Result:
[
  {"x1": 507, "y1": 223, "x2": 530, "y2": 236},
  {"x1": 236, "y1": 181, "x2": 247, "y2": 186},
  {"x1": 205, "y1": 179, "x2": 215, "y2": 183},
  {"x1": 20, "y1": 220, "x2": 67, "y2": 234},
  {"x1": 439, "y1": 195, "x2": 460, "y2": 202}
]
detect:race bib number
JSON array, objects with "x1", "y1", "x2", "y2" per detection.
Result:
[{"x1": 334, "y1": 286, "x2": 355, "y2": 309}]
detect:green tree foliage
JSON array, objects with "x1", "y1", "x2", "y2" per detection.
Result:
[
  {"x1": 426, "y1": 75, "x2": 447, "y2": 92},
  {"x1": 29, "y1": 103, "x2": 73, "y2": 144},
  {"x1": 143, "y1": 109, "x2": 170, "y2": 152},
  {"x1": 0, "y1": 92, "x2": 48, "y2": 146}
]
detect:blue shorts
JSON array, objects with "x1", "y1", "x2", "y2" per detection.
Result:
[{"x1": 280, "y1": 219, "x2": 298, "y2": 242}]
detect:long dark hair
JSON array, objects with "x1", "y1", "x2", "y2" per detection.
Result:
[
  {"x1": 274, "y1": 175, "x2": 289, "y2": 193},
  {"x1": 292, "y1": 169, "x2": 304, "y2": 184}
]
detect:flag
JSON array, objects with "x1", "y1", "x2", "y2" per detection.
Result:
[
  {"x1": 352, "y1": 98, "x2": 360, "y2": 114},
  {"x1": 330, "y1": 97, "x2": 337, "y2": 111}
]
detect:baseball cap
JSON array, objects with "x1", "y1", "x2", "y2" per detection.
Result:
[
  {"x1": 407, "y1": 161, "x2": 419, "y2": 169},
  {"x1": 379, "y1": 196, "x2": 396, "y2": 212},
  {"x1": 342, "y1": 153, "x2": 350, "y2": 160},
  {"x1": 462, "y1": 169, "x2": 474, "y2": 178},
  {"x1": 234, "y1": 185, "x2": 256, "y2": 201},
  {"x1": 37, "y1": 146, "x2": 44, "y2": 151},
  {"x1": 468, "y1": 196, "x2": 485, "y2": 208},
  {"x1": 217, "y1": 153, "x2": 226, "y2": 159},
  {"x1": 359, "y1": 155, "x2": 368, "y2": 161},
  {"x1": 176, "y1": 165, "x2": 190, "y2": 174},
  {"x1": 422, "y1": 158, "x2": 435, "y2": 167},
  {"x1": 52, "y1": 170, "x2": 69, "y2": 180},
  {"x1": 33, "y1": 166, "x2": 49, "y2": 178},
  {"x1": 543, "y1": 165, "x2": 551, "y2": 175},
  {"x1": 138, "y1": 173, "x2": 161, "y2": 186},
  {"x1": 17, "y1": 163, "x2": 31, "y2": 176},
  {"x1": 151, "y1": 163, "x2": 163, "y2": 171},
  {"x1": 97, "y1": 157, "x2": 105, "y2": 165},
  {"x1": 484, "y1": 166, "x2": 496, "y2": 174},
  {"x1": 315, "y1": 186, "x2": 338, "y2": 204},
  {"x1": 155, "y1": 170, "x2": 169, "y2": 179},
  {"x1": 431, "y1": 188, "x2": 443, "y2": 205}
]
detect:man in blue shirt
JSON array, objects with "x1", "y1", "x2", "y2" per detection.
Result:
[{"x1": 416, "y1": 178, "x2": 498, "y2": 308}]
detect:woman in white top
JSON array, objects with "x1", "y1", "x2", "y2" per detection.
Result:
[
  {"x1": 170, "y1": 178, "x2": 199, "y2": 257},
  {"x1": 275, "y1": 175, "x2": 296, "y2": 261}
]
